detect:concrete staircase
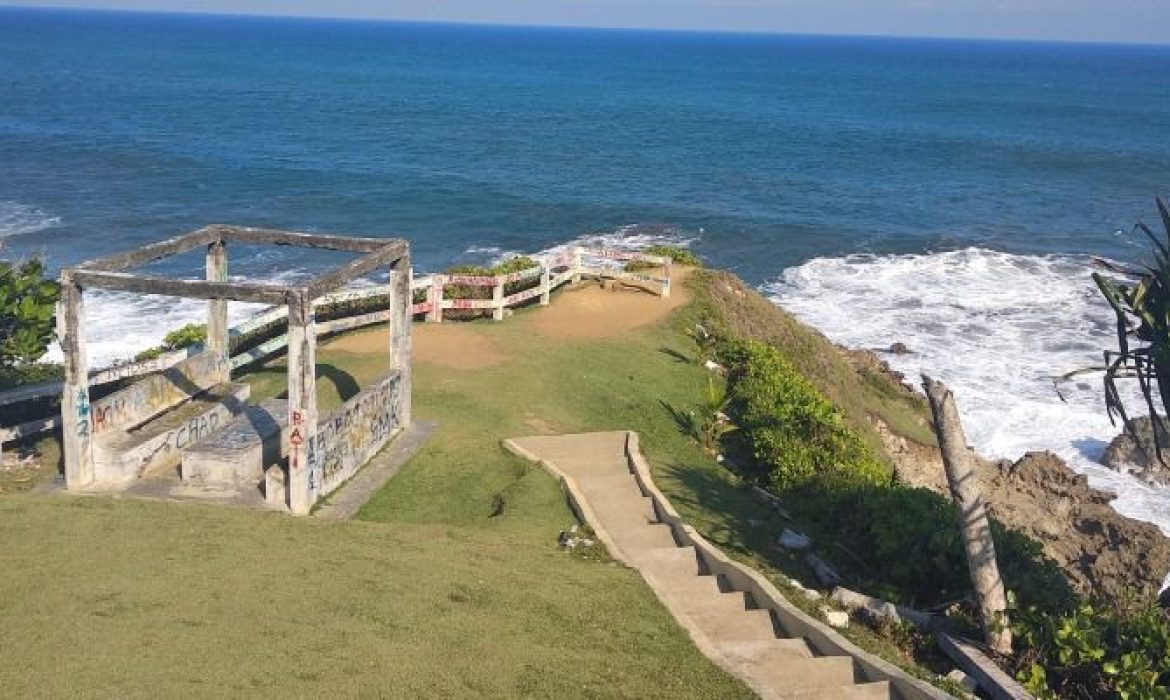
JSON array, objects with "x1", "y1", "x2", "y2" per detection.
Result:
[{"x1": 505, "y1": 432, "x2": 952, "y2": 700}]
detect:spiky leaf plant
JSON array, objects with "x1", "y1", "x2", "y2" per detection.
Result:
[{"x1": 1092, "y1": 197, "x2": 1170, "y2": 457}]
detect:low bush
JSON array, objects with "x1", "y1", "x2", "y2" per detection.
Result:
[
  {"x1": 442, "y1": 256, "x2": 541, "y2": 320},
  {"x1": 1012, "y1": 600, "x2": 1170, "y2": 699},
  {"x1": 796, "y1": 484, "x2": 1073, "y2": 608},
  {"x1": 719, "y1": 339, "x2": 890, "y2": 490},
  {"x1": 645, "y1": 245, "x2": 702, "y2": 267},
  {"x1": 625, "y1": 245, "x2": 702, "y2": 272},
  {"x1": 134, "y1": 322, "x2": 207, "y2": 361}
]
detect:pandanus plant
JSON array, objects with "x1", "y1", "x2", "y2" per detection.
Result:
[{"x1": 1092, "y1": 197, "x2": 1170, "y2": 457}]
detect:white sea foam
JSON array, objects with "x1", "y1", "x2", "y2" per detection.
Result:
[
  {"x1": 766, "y1": 247, "x2": 1170, "y2": 536},
  {"x1": 528, "y1": 223, "x2": 699, "y2": 266},
  {"x1": 43, "y1": 271, "x2": 314, "y2": 368},
  {"x1": 0, "y1": 201, "x2": 61, "y2": 239}
]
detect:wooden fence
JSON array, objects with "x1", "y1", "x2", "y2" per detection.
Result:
[{"x1": 0, "y1": 247, "x2": 671, "y2": 451}]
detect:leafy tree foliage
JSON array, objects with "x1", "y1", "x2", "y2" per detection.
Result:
[{"x1": 0, "y1": 258, "x2": 59, "y2": 371}]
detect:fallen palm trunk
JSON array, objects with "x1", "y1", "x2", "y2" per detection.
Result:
[{"x1": 923, "y1": 376, "x2": 1012, "y2": 655}]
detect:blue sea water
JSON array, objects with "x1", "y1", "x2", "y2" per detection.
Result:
[{"x1": 3, "y1": 8, "x2": 1170, "y2": 531}]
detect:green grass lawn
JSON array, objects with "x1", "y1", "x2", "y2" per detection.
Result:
[
  {"x1": 0, "y1": 277, "x2": 949, "y2": 697},
  {"x1": 0, "y1": 287, "x2": 758, "y2": 699}
]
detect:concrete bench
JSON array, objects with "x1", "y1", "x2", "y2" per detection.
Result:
[
  {"x1": 89, "y1": 351, "x2": 247, "y2": 487},
  {"x1": 181, "y1": 398, "x2": 289, "y2": 485}
]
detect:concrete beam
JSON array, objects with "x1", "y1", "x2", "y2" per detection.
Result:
[
  {"x1": 75, "y1": 226, "x2": 222, "y2": 272},
  {"x1": 220, "y1": 225, "x2": 398, "y2": 254},
  {"x1": 305, "y1": 238, "x2": 409, "y2": 300},
  {"x1": 70, "y1": 269, "x2": 296, "y2": 305}
]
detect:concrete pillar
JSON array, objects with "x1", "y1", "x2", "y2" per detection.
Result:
[
  {"x1": 286, "y1": 291, "x2": 318, "y2": 515},
  {"x1": 427, "y1": 274, "x2": 443, "y2": 323},
  {"x1": 539, "y1": 264, "x2": 551, "y2": 306},
  {"x1": 389, "y1": 257, "x2": 413, "y2": 427},
  {"x1": 206, "y1": 238, "x2": 230, "y2": 382},
  {"x1": 492, "y1": 277, "x2": 505, "y2": 321},
  {"x1": 58, "y1": 273, "x2": 94, "y2": 491}
]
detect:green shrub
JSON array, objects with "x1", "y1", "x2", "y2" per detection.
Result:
[
  {"x1": 0, "y1": 362, "x2": 63, "y2": 391},
  {"x1": 0, "y1": 258, "x2": 59, "y2": 372},
  {"x1": 644, "y1": 245, "x2": 702, "y2": 267},
  {"x1": 1012, "y1": 600, "x2": 1170, "y2": 699},
  {"x1": 441, "y1": 257, "x2": 541, "y2": 319},
  {"x1": 807, "y1": 484, "x2": 1072, "y2": 607},
  {"x1": 625, "y1": 246, "x2": 702, "y2": 272},
  {"x1": 720, "y1": 339, "x2": 890, "y2": 490}
]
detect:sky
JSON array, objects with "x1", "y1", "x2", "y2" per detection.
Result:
[{"x1": 3, "y1": 0, "x2": 1169, "y2": 45}]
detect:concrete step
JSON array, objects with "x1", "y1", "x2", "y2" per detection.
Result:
[
  {"x1": 575, "y1": 473, "x2": 645, "y2": 501},
  {"x1": 633, "y1": 545, "x2": 704, "y2": 576},
  {"x1": 720, "y1": 638, "x2": 814, "y2": 665},
  {"x1": 818, "y1": 681, "x2": 892, "y2": 699},
  {"x1": 668, "y1": 588, "x2": 752, "y2": 618},
  {"x1": 181, "y1": 398, "x2": 288, "y2": 485},
  {"x1": 589, "y1": 494, "x2": 658, "y2": 527},
  {"x1": 611, "y1": 522, "x2": 678, "y2": 552},
  {"x1": 746, "y1": 655, "x2": 856, "y2": 696},
  {"x1": 691, "y1": 606, "x2": 779, "y2": 644}
]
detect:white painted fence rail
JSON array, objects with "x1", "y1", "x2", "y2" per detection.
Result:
[{"x1": 0, "y1": 248, "x2": 672, "y2": 450}]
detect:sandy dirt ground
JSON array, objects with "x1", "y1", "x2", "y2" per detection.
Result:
[
  {"x1": 323, "y1": 268, "x2": 691, "y2": 369},
  {"x1": 326, "y1": 323, "x2": 508, "y2": 370},
  {"x1": 530, "y1": 271, "x2": 691, "y2": 340}
]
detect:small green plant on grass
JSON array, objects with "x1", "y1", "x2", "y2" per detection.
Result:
[{"x1": 684, "y1": 322, "x2": 720, "y2": 365}]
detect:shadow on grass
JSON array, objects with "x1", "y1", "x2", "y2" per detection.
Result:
[
  {"x1": 318, "y1": 363, "x2": 361, "y2": 403},
  {"x1": 658, "y1": 347, "x2": 692, "y2": 364}
]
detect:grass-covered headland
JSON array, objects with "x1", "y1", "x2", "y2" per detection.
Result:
[{"x1": 1, "y1": 262, "x2": 1167, "y2": 698}]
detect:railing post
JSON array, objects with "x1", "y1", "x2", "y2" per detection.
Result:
[
  {"x1": 59, "y1": 272, "x2": 94, "y2": 491},
  {"x1": 540, "y1": 264, "x2": 551, "y2": 306},
  {"x1": 427, "y1": 275, "x2": 443, "y2": 323},
  {"x1": 571, "y1": 247, "x2": 582, "y2": 284},
  {"x1": 206, "y1": 237, "x2": 230, "y2": 382},
  {"x1": 492, "y1": 275, "x2": 505, "y2": 321},
  {"x1": 661, "y1": 258, "x2": 672, "y2": 299},
  {"x1": 286, "y1": 291, "x2": 318, "y2": 516}
]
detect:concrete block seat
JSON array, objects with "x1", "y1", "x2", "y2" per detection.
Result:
[
  {"x1": 182, "y1": 398, "x2": 289, "y2": 485},
  {"x1": 92, "y1": 382, "x2": 250, "y2": 486}
]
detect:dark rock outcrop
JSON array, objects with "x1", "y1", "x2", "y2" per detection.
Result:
[{"x1": 1101, "y1": 416, "x2": 1170, "y2": 487}]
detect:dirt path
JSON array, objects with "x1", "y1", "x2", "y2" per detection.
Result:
[
  {"x1": 322, "y1": 268, "x2": 692, "y2": 369},
  {"x1": 531, "y1": 270, "x2": 691, "y2": 340}
]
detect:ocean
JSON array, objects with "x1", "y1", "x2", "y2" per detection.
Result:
[{"x1": 2, "y1": 8, "x2": 1170, "y2": 531}]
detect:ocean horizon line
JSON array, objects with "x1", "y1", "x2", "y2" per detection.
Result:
[{"x1": 3, "y1": 4, "x2": 1169, "y2": 50}]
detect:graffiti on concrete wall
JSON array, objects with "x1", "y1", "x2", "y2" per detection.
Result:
[
  {"x1": 90, "y1": 351, "x2": 227, "y2": 436},
  {"x1": 309, "y1": 372, "x2": 403, "y2": 496}
]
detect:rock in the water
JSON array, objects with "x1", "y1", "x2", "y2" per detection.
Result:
[
  {"x1": 888, "y1": 342, "x2": 912, "y2": 355},
  {"x1": 778, "y1": 529, "x2": 811, "y2": 549},
  {"x1": 1101, "y1": 415, "x2": 1170, "y2": 486}
]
